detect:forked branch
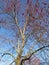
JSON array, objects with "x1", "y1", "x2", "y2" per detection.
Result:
[{"x1": 20, "y1": 45, "x2": 49, "y2": 65}]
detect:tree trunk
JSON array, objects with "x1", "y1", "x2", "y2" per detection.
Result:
[
  {"x1": 15, "y1": 60, "x2": 20, "y2": 65},
  {"x1": 15, "y1": 56, "x2": 21, "y2": 65},
  {"x1": 15, "y1": 49, "x2": 22, "y2": 65}
]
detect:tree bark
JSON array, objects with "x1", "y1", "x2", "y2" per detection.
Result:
[
  {"x1": 15, "y1": 49, "x2": 23, "y2": 65},
  {"x1": 15, "y1": 56, "x2": 21, "y2": 65}
]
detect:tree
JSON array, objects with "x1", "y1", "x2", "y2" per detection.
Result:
[{"x1": 0, "y1": 0, "x2": 49, "y2": 65}]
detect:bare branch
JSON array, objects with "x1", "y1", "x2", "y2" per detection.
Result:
[
  {"x1": 20, "y1": 45, "x2": 49, "y2": 65},
  {"x1": 0, "y1": 53, "x2": 15, "y2": 61},
  {"x1": 23, "y1": 16, "x2": 28, "y2": 34},
  {"x1": 10, "y1": 60, "x2": 15, "y2": 65},
  {"x1": 13, "y1": 1, "x2": 23, "y2": 36}
]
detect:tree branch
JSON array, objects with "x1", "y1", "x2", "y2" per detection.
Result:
[
  {"x1": 20, "y1": 45, "x2": 49, "y2": 65},
  {"x1": 10, "y1": 60, "x2": 15, "y2": 65},
  {"x1": 0, "y1": 53, "x2": 15, "y2": 61}
]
